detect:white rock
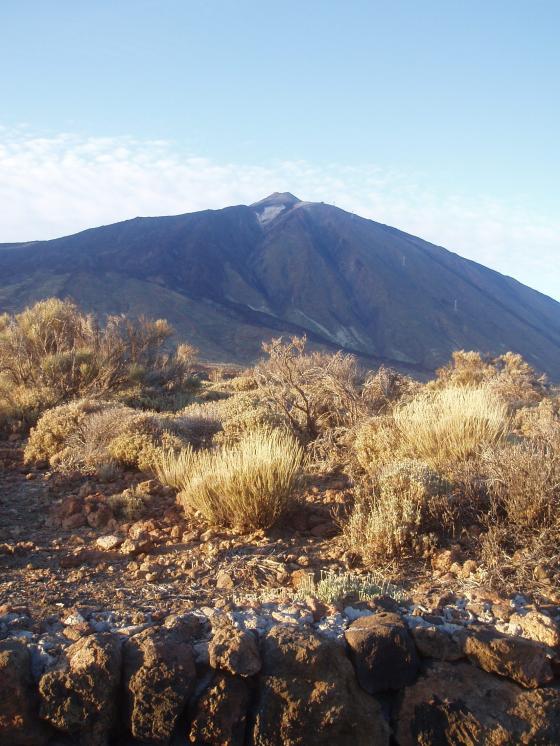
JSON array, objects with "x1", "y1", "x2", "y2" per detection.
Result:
[
  {"x1": 343, "y1": 606, "x2": 374, "y2": 622},
  {"x1": 63, "y1": 612, "x2": 86, "y2": 626},
  {"x1": 96, "y1": 534, "x2": 123, "y2": 551}
]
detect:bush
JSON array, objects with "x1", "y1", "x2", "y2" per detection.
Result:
[
  {"x1": 352, "y1": 415, "x2": 402, "y2": 474},
  {"x1": 24, "y1": 399, "x2": 112, "y2": 465},
  {"x1": 25, "y1": 400, "x2": 191, "y2": 473},
  {"x1": 361, "y1": 366, "x2": 419, "y2": 415},
  {"x1": 481, "y1": 436, "x2": 560, "y2": 587},
  {"x1": 156, "y1": 428, "x2": 303, "y2": 529},
  {"x1": 255, "y1": 336, "x2": 366, "y2": 440},
  {"x1": 0, "y1": 298, "x2": 198, "y2": 425},
  {"x1": 343, "y1": 459, "x2": 446, "y2": 562},
  {"x1": 393, "y1": 386, "x2": 509, "y2": 473},
  {"x1": 107, "y1": 486, "x2": 151, "y2": 520},
  {"x1": 211, "y1": 392, "x2": 286, "y2": 447},
  {"x1": 435, "y1": 350, "x2": 547, "y2": 408}
]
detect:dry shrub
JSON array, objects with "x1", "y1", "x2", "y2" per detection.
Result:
[
  {"x1": 176, "y1": 401, "x2": 225, "y2": 446},
  {"x1": 393, "y1": 386, "x2": 509, "y2": 473},
  {"x1": 156, "y1": 428, "x2": 303, "y2": 529},
  {"x1": 24, "y1": 399, "x2": 111, "y2": 465},
  {"x1": 211, "y1": 392, "x2": 286, "y2": 447},
  {"x1": 0, "y1": 382, "x2": 59, "y2": 433},
  {"x1": 353, "y1": 415, "x2": 402, "y2": 473},
  {"x1": 515, "y1": 396, "x2": 560, "y2": 440},
  {"x1": 107, "y1": 486, "x2": 151, "y2": 520},
  {"x1": 71, "y1": 408, "x2": 188, "y2": 472},
  {"x1": 343, "y1": 460, "x2": 446, "y2": 562},
  {"x1": 255, "y1": 336, "x2": 365, "y2": 440},
  {"x1": 0, "y1": 298, "x2": 198, "y2": 425},
  {"x1": 361, "y1": 365, "x2": 419, "y2": 414},
  {"x1": 435, "y1": 350, "x2": 547, "y2": 408},
  {"x1": 481, "y1": 437, "x2": 560, "y2": 587},
  {"x1": 25, "y1": 400, "x2": 191, "y2": 473}
]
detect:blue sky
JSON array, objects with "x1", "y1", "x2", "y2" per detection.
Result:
[{"x1": 1, "y1": 0, "x2": 559, "y2": 300}]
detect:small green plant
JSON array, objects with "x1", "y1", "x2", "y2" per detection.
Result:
[
  {"x1": 295, "y1": 570, "x2": 405, "y2": 605},
  {"x1": 107, "y1": 487, "x2": 151, "y2": 521}
]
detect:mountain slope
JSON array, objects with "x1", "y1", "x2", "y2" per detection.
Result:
[{"x1": 1, "y1": 192, "x2": 559, "y2": 378}]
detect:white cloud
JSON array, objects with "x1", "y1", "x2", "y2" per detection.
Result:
[{"x1": 0, "y1": 126, "x2": 559, "y2": 301}]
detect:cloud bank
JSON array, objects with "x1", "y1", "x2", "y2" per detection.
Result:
[{"x1": 1, "y1": 127, "x2": 558, "y2": 301}]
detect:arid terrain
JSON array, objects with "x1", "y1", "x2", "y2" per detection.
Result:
[{"x1": 1, "y1": 298, "x2": 560, "y2": 744}]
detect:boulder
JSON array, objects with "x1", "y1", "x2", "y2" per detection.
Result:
[
  {"x1": 83, "y1": 496, "x2": 114, "y2": 529},
  {"x1": 39, "y1": 633, "x2": 121, "y2": 746},
  {"x1": 410, "y1": 624, "x2": 466, "y2": 661},
  {"x1": 509, "y1": 610, "x2": 560, "y2": 649},
  {"x1": 464, "y1": 624, "x2": 553, "y2": 688},
  {"x1": 209, "y1": 622, "x2": 261, "y2": 677},
  {"x1": 123, "y1": 626, "x2": 196, "y2": 744},
  {"x1": 345, "y1": 611, "x2": 419, "y2": 693},
  {"x1": 188, "y1": 674, "x2": 249, "y2": 745},
  {"x1": 0, "y1": 639, "x2": 50, "y2": 745},
  {"x1": 395, "y1": 660, "x2": 560, "y2": 745},
  {"x1": 252, "y1": 625, "x2": 389, "y2": 745}
]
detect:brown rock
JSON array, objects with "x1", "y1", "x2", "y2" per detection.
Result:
[
  {"x1": 62, "y1": 621, "x2": 93, "y2": 641},
  {"x1": 129, "y1": 519, "x2": 157, "y2": 540},
  {"x1": 410, "y1": 624, "x2": 466, "y2": 661},
  {"x1": 395, "y1": 661, "x2": 560, "y2": 746},
  {"x1": 309, "y1": 522, "x2": 337, "y2": 538},
  {"x1": 431, "y1": 548, "x2": 463, "y2": 574},
  {"x1": 120, "y1": 537, "x2": 154, "y2": 556},
  {"x1": 189, "y1": 674, "x2": 249, "y2": 745},
  {"x1": 84, "y1": 497, "x2": 114, "y2": 529},
  {"x1": 39, "y1": 633, "x2": 122, "y2": 746},
  {"x1": 209, "y1": 623, "x2": 261, "y2": 677},
  {"x1": 252, "y1": 625, "x2": 389, "y2": 745},
  {"x1": 216, "y1": 570, "x2": 235, "y2": 589},
  {"x1": 0, "y1": 639, "x2": 50, "y2": 746},
  {"x1": 290, "y1": 568, "x2": 314, "y2": 590},
  {"x1": 345, "y1": 612, "x2": 419, "y2": 694},
  {"x1": 62, "y1": 512, "x2": 88, "y2": 529},
  {"x1": 464, "y1": 624, "x2": 554, "y2": 688},
  {"x1": 123, "y1": 627, "x2": 195, "y2": 744},
  {"x1": 289, "y1": 509, "x2": 308, "y2": 532},
  {"x1": 509, "y1": 610, "x2": 560, "y2": 649}
]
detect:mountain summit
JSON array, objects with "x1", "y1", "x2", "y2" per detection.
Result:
[{"x1": 1, "y1": 196, "x2": 559, "y2": 377}]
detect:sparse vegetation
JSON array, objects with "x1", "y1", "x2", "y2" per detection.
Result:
[
  {"x1": 5, "y1": 298, "x2": 560, "y2": 593},
  {"x1": 107, "y1": 486, "x2": 152, "y2": 521}
]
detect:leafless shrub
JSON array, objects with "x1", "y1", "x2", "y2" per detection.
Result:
[
  {"x1": 255, "y1": 335, "x2": 366, "y2": 440},
  {"x1": 481, "y1": 436, "x2": 560, "y2": 588}
]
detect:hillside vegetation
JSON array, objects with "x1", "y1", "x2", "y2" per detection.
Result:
[{"x1": 4, "y1": 298, "x2": 560, "y2": 592}]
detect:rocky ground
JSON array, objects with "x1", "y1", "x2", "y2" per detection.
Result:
[{"x1": 2, "y1": 438, "x2": 560, "y2": 744}]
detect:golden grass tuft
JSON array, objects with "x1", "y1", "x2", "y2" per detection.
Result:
[
  {"x1": 393, "y1": 386, "x2": 509, "y2": 472},
  {"x1": 156, "y1": 427, "x2": 303, "y2": 529}
]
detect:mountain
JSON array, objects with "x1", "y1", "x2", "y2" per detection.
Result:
[{"x1": 1, "y1": 192, "x2": 560, "y2": 378}]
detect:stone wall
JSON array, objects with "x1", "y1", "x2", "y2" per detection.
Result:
[{"x1": 1, "y1": 604, "x2": 560, "y2": 745}]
